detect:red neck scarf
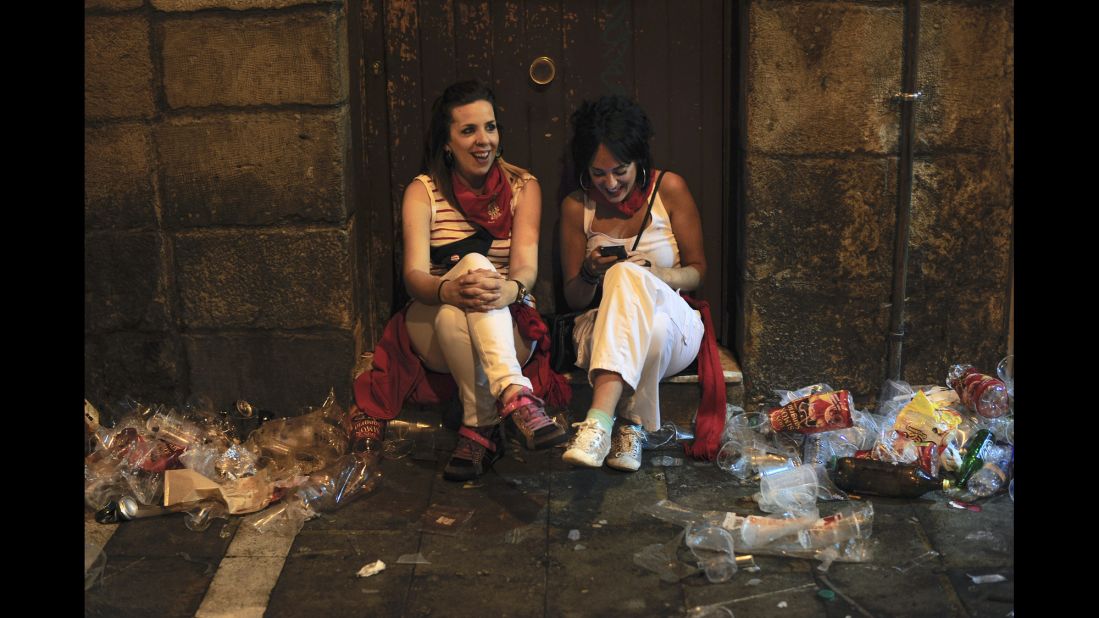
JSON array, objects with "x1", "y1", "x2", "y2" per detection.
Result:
[
  {"x1": 451, "y1": 163, "x2": 514, "y2": 239},
  {"x1": 586, "y1": 169, "x2": 654, "y2": 217}
]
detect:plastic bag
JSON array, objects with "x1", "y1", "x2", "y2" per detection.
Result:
[
  {"x1": 245, "y1": 390, "x2": 348, "y2": 478},
  {"x1": 774, "y1": 383, "x2": 834, "y2": 406}
]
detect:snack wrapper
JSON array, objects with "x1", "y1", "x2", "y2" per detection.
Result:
[
  {"x1": 769, "y1": 390, "x2": 854, "y2": 434},
  {"x1": 891, "y1": 391, "x2": 962, "y2": 446}
]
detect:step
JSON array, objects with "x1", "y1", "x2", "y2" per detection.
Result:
[
  {"x1": 561, "y1": 345, "x2": 743, "y2": 428},
  {"x1": 351, "y1": 346, "x2": 744, "y2": 430}
]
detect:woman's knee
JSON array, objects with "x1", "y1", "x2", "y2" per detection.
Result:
[
  {"x1": 434, "y1": 304, "x2": 469, "y2": 342},
  {"x1": 603, "y1": 261, "x2": 647, "y2": 287},
  {"x1": 450, "y1": 252, "x2": 495, "y2": 273}
]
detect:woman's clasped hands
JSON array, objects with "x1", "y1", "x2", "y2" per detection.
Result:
[{"x1": 442, "y1": 268, "x2": 509, "y2": 312}]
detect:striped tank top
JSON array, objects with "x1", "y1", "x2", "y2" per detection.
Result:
[{"x1": 417, "y1": 168, "x2": 536, "y2": 277}]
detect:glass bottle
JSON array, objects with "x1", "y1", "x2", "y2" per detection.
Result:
[
  {"x1": 830, "y1": 457, "x2": 951, "y2": 498},
  {"x1": 954, "y1": 429, "x2": 993, "y2": 487}
]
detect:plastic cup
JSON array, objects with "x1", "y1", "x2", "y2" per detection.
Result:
[
  {"x1": 685, "y1": 524, "x2": 737, "y2": 583},
  {"x1": 726, "y1": 412, "x2": 768, "y2": 442},
  {"x1": 759, "y1": 464, "x2": 818, "y2": 512},
  {"x1": 996, "y1": 354, "x2": 1014, "y2": 398}
]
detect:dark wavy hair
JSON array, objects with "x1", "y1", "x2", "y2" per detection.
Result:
[
  {"x1": 423, "y1": 80, "x2": 503, "y2": 207},
  {"x1": 569, "y1": 95, "x2": 654, "y2": 193}
]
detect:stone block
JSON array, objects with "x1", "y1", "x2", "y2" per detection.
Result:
[
  {"x1": 744, "y1": 156, "x2": 897, "y2": 286},
  {"x1": 85, "y1": 15, "x2": 155, "y2": 120},
  {"x1": 85, "y1": 122, "x2": 157, "y2": 229},
  {"x1": 85, "y1": 232, "x2": 169, "y2": 331},
  {"x1": 742, "y1": 282, "x2": 891, "y2": 403},
  {"x1": 86, "y1": 0, "x2": 144, "y2": 10},
  {"x1": 174, "y1": 229, "x2": 353, "y2": 329},
  {"x1": 161, "y1": 10, "x2": 347, "y2": 108},
  {"x1": 183, "y1": 332, "x2": 354, "y2": 415},
  {"x1": 158, "y1": 111, "x2": 349, "y2": 227},
  {"x1": 908, "y1": 155, "x2": 1012, "y2": 291},
  {"x1": 85, "y1": 332, "x2": 184, "y2": 408},
  {"x1": 747, "y1": 2, "x2": 904, "y2": 154},
  {"x1": 897, "y1": 287, "x2": 1009, "y2": 388},
  {"x1": 916, "y1": 1, "x2": 1014, "y2": 154},
  {"x1": 153, "y1": 0, "x2": 340, "y2": 10}
]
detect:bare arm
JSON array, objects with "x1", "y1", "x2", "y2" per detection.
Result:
[
  {"x1": 561, "y1": 192, "x2": 618, "y2": 311},
  {"x1": 494, "y1": 177, "x2": 541, "y2": 309},
  {"x1": 629, "y1": 172, "x2": 706, "y2": 290},
  {"x1": 401, "y1": 180, "x2": 448, "y2": 305}
]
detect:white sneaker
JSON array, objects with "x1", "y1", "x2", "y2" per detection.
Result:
[
  {"x1": 605, "y1": 424, "x2": 645, "y2": 472},
  {"x1": 562, "y1": 419, "x2": 611, "y2": 468}
]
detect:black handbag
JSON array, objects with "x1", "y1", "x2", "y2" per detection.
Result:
[
  {"x1": 550, "y1": 310, "x2": 585, "y2": 373},
  {"x1": 549, "y1": 171, "x2": 667, "y2": 373},
  {"x1": 429, "y1": 226, "x2": 494, "y2": 270}
]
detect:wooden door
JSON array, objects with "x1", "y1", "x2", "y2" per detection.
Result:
[{"x1": 353, "y1": 0, "x2": 734, "y2": 347}]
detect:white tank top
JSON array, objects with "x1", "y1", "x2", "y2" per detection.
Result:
[{"x1": 583, "y1": 188, "x2": 681, "y2": 268}]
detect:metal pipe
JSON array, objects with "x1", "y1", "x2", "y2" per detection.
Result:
[{"x1": 886, "y1": 0, "x2": 921, "y2": 381}]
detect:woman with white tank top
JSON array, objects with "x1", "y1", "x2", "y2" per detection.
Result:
[{"x1": 559, "y1": 95, "x2": 708, "y2": 472}]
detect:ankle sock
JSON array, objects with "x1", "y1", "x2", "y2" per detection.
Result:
[{"x1": 586, "y1": 409, "x2": 614, "y2": 434}]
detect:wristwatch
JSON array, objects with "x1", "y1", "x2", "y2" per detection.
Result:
[{"x1": 512, "y1": 279, "x2": 528, "y2": 304}]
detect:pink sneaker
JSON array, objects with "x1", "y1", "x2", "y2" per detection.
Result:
[
  {"x1": 443, "y1": 424, "x2": 505, "y2": 482},
  {"x1": 499, "y1": 387, "x2": 568, "y2": 450}
]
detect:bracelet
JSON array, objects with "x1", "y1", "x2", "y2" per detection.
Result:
[
  {"x1": 579, "y1": 262, "x2": 600, "y2": 285},
  {"x1": 436, "y1": 278, "x2": 449, "y2": 305}
]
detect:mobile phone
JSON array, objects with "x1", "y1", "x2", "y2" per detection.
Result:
[{"x1": 598, "y1": 245, "x2": 628, "y2": 260}]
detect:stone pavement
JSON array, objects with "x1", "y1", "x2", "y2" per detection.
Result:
[{"x1": 85, "y1": 409, "x2": 1014, "y2": 618}]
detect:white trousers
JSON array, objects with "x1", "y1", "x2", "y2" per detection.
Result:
[
  {"x1": 405, "y1": 253, "x2": 534, "y2": 427},
  {"x1": 574, "y1": 262, "x2": 704, "y2": 431}
]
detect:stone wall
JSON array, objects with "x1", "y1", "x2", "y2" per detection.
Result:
[
  {"x1": 738, "y1": 0, "x2": 1013, "y2": 406},
  {"x1": 85, "y1": 0, "x2": 358, "y2": 415}
]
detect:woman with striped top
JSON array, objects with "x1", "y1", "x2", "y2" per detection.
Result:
[{"x1": 348, "y1": 80, "x2": 568, "y2": 482}]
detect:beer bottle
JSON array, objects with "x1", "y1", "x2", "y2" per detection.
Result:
[
  {"x1": 831, "y1": 457, "x2": 952, "y2": 498},
  {"x1": 954, "y1": 429, "x2": 993, "y2": 487}
]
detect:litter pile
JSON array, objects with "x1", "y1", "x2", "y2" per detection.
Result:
[
  {"x1": 84, "y1": 389, "x2": 384, "y2": 536},
  {"x1": 632, "y1": 356, "x2": 1014, "y2": 600}
]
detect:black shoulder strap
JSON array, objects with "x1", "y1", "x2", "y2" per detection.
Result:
[{"x1": 631, "y1": 170, "x2": 667, "y2": 252}]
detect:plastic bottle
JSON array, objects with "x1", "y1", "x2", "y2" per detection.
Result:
[
  {"x1": 954, "y1": 429, "x2": 993, "y2": 487},
  {"x1": 946, "y1": 364, "x2": 1010, "y2": 419},
  {"x1": 965, "y1": 444, "x2": 1014, "y2": 498},
  {"x1": 830, "y1": 457, "x2": 951, "y2": 498}
]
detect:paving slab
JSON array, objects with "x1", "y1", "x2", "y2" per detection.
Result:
[{"x1": 266, "y1": 529, "x2": 415, "y2": 617}]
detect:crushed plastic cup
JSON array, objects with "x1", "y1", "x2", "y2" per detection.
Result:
[
  {"x1": 716, "y1": 440, "x2": 752, "y2": 478},
  {"x1": 798, "y1": 502, "x2": 874, "y2": 549},
  {"x1": 633, "y1": 530, "x2": 700, "y2": 583},
  {"x1": 759, "y1": 464, "x2": 818, "y2": 512},
  {"x1": 685, "y1": 524, "x2": 737, "y2": 583}
]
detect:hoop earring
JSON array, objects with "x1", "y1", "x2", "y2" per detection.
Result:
[
  {"x1": 495, "y1": 146, "x2": 504, "y2": 160},
  {"x1": 578, "y1": 172, "x2": 590, "y2": 192},
  {"x1": 443, "y1": 150, "x2": 454, "y2": 167},
  {"x1": 638, "y1": 166, "x2": 648, "y2": 190}
]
